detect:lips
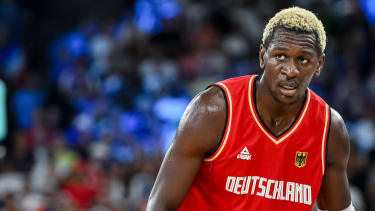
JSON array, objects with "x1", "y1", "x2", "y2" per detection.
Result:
[
  {"x1": 279, "y1": 82, "x2": 298, "y2": 97},
  {"x1": 281, "y1": 85, "x2": 296, "y2": 90}
]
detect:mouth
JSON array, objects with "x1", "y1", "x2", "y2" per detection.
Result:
[{"x1": 279, "y1": 83, "x2": 298, "y2": 97}]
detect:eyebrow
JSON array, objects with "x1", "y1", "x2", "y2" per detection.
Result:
[
  {"x1": 300, "y1": 49, "x2": 315, "y2": 56},
  {"x1": 271, "y1": 46, "x2": 316, "y2": 56}
]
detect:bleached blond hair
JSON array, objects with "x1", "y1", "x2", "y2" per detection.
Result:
[{"x1": 262, "y1": 7, "x2": 326, "y2": 55}]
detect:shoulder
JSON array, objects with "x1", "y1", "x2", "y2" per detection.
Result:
[
  {"x1": 183, "y1": 85, "x2": 226, "y2": 122},
  {"x1": 326, "y1": 108, "x2": 350, "y2": 166},
  {"x1": 173, "y1": 85, "x2": 227, "y2": 155},
  {"x1": 330, "y1": 109, "x2": 346, "y2": 130},
  {"x1": 329, "y1": 108, "x2": 349, "y2": 146}
]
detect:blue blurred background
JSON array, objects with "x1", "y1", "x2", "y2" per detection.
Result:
[{"x1": 0, "y1": 0, "x2": 374, "y2": 210}]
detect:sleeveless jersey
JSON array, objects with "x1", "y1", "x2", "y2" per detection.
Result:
[{"x1": 178, "y1": 75, "x2": 331, "y2": 211}]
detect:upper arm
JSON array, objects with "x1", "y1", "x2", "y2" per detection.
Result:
[
  {"x1": 147, "y1": 86, "x2": 227, "y2": 211},
  {"x1": 317, "y1": 108, "x2": 351, "y2": 210}
]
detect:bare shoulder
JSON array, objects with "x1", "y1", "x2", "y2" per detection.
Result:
[
  {"x1": 173, "y1": 85, "x2": 227, "y2": 156},
  {"x1": 330, "y1": 108, "x2": 348, "y2": 136},
  {"x1": 146, "y1": 86, "x2": 227, "y2": 210},
  {"x1": 182, "y1": 85, "x2": 226, "y2": 121},
  {"x1": 327, "y1": 108, "x2": 350, "y2": 166}
]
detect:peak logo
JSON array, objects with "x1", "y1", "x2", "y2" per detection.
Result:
[{"x1": 237, "y1": 147, "x2": 252, "y2": 160}]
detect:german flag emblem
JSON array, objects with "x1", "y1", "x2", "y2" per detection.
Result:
[{"x1": 295, "y1": 151, "x2": 308, "y2": 168}]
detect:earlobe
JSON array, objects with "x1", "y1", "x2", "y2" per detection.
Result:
[
  {"x1": 316, "y1": 54, "x2": 325, "y2": 77},
  {"x1": 314, "y1": 69, "x2": 321, "y2": 77},
  {"x1": 259, "y1": 45, "x2": 266, "y2": 70}
]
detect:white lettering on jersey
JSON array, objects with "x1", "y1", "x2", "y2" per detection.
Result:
[
  {"x1": 274, "y1": 180, "x2": 286, "y2": 200},
  {"x1": 225, "y1": 176, "x2": 236, "y2": 192},
  {"x1": 256, "y1": 177, "x2": 267, "y2": 197},
  {"x1": 250, "y1": 176, "x2": 259, "y2": 195},
  {"x1": 265, "y1": 179, "x2": 275, "y2": 199},
  {"x1": 295, "y1": 183, "x2": 303, "y2": 203},
  {"x1": 241, "y1": 176, "x2": 251, "y2": 194},
  {"x1": 286, "y1": 182, "x2": 295, "y2": 202},
  {"x1": 225, "y1": 176, "x2": 312, "y2": 205},
  {"x1": 272, "y1": 180, "x2": 279, "y2": 199},
  {"x1": 234, "y1": 177, "x2": 244, "y2": 194},
  {"x1": 303, "y1": 185, "x2": 312, "y2": 205}
]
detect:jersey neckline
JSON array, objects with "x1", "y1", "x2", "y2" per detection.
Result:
[{"x1": 247, "y1": 75, "x2": 311, "y2": 145}]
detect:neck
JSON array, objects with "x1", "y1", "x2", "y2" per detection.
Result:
[{"x1": 255, "y1": 76, "x2": 306, "y2": 132}]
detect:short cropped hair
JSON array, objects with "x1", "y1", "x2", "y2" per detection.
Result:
[{"x1": 262, "y1": 7, "x2": 326, "y2": 56}]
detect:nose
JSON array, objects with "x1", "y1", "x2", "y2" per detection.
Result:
[{"x1": 281, "y1": 59, "x2": 299, "y2": 78}]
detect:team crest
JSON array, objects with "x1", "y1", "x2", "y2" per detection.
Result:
[{"x1": 295, "y1": 151, "x2": 308, "y2": 168}]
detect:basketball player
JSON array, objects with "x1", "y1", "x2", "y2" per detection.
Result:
[{"x1": 147, "y1": 7, "x2": 355, "y2": 211}]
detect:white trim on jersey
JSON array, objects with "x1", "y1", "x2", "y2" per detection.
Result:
[{"x1": 317, "y1": 202, "x2": 355, "y2": 211}]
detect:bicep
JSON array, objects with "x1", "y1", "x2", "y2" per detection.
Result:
[
  {"x1": 147, "y1": 142, "x2": 205, "y2": 210},
  {"x1": 147, "y1": 87, "x2": 227, "y2": 211},
  {"x1": 317, "y1": 109, "x2": 351, "y2": 210}
]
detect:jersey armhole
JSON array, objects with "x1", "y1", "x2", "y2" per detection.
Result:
[
  {"x1": 203, "y1": 83, "x2": 232, "y2": 162},
  {"x1": 321, "y1": 104, "x2": 331, "y2": 175}
]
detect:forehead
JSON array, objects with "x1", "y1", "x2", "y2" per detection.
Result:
[{"x1": 268, "y1": 28, "x2": 318, "y2": 54}]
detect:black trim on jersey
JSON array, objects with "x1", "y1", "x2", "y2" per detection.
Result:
[
  {"x1": 204, "y1": 84, "x2": 228, "y2": 158},
  {"x1": 252, "y1": 76, "x2": 308, "y2": 138},
  {"x1": 324, "y1": 107, "x2": 332, "y2": 174}
]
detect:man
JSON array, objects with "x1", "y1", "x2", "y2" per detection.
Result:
[{"x1": 147, "y1": 7, "x2": 354, "y2": 211}]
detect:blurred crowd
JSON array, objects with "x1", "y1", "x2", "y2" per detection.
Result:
[{"x1": 0, "y1": 0, "x2": 374, "y2": 210}]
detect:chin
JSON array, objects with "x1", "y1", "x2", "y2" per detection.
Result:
[
  {"x1": 277, "y1": 96, "x2": 298, "y2": 105},
  {"x1": 273, "y1": 93, "x2": 301, "y2": 105}
]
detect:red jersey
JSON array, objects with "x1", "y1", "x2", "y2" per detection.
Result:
[{"x1": 178, "y1": 75, "x2": 330, "y2": 211}]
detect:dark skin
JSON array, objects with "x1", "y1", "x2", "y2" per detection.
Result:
[{"x1": 147, "y1": 28, "x2": 351, "y2": 211}]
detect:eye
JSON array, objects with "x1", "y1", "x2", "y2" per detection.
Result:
[
  {"x1": 276, "y1": 54, "x2": 286, "y2": 60},
  {"x1": 298, "y1": 57, "x2": 309, "y2": 64}
]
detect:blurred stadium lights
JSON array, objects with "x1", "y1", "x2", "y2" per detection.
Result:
[
  {"x1": 360, "y1": 0, "x2": 375, "y2": 25},
  {"x1": 62, "y1": 32, "x2": 90, "y2": 57},
  {"x1": 133, "y1": 0, "x2": 181, "y2": 34}
]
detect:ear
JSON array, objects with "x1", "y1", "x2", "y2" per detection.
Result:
[
  {"x1": 259, "y1": 45, "x2": 266, "y2": 70},
  {"x1": 314, "y1": 53, "x2": 325, "y2": 77}
]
